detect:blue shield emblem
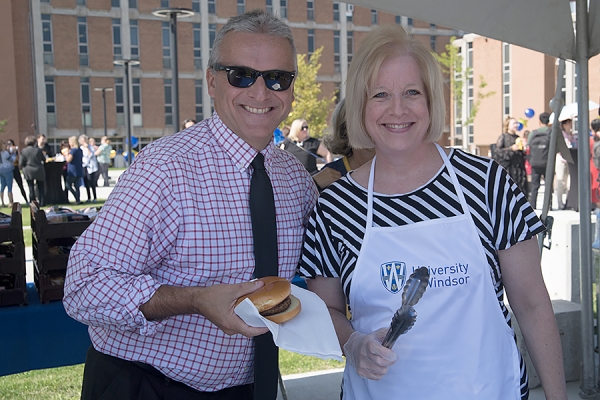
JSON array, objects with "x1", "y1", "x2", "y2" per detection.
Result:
[{"x1": 380, "y1": 261, "x2": 406, "y2": 294}]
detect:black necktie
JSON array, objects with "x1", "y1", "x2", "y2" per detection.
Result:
[{"x1": 249, "y1": 152, "x2": 279, "y2": 400}]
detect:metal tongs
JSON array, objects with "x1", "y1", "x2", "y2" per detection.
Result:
[{"x1": 381, "y1": 267, "x2": 430, "y2": 349}]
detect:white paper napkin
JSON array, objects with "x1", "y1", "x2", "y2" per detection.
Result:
[{"x1": 235, "y1": 285, "x2": 343, "y2": 361}]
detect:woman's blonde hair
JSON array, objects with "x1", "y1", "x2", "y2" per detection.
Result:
[
  {"x1": 503, "y1": 116, "x2": 515, "y2": 133},
  {"x1": 346, "y1": 24, "x2": 446, "y2": 149},
  {"x1": 287, "y1": 119, "x2": 308, "y2": 142},
  {"x1": 323, "y1": 99, "x2": 352, "y2": 156}
]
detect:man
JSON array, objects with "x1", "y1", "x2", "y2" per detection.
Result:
[
  {"x1": 527, "y1": 111, "x2": 552, "y2": 209},
  {"x1": 63, "y1": 10, "x2": 317, "y2": 400},
  {"x1": 37, "y1": 133, "x2": 53, "y2": 159}
]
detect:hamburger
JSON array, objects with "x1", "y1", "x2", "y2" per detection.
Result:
[{"x1": 236, "y1": 276, "x2": 301, "y2": 324}]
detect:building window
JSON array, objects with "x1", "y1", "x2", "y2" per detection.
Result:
[
  {"x1": 395, "y1": 15, "x2": 401, "y2": 24},
  {"x1": 160, "y1": 0, "x2": 169, "y2": 7},
  {"x1": 132, "y1": 78, "x2": 141, "y2": 127},
  {"x1": 307, "y1": 1, "x2": 314, "y2": 21},
  {"x1": 208, "y1": 0, "x2": 216, "y2": 14},
  {"x1": 307, "y1": 29, "x2": 315, "y2": 57},
  {"x1": 333, "y1": 3, "x2": 339, "y2": 21},
  {"x1": 502, "y1": 42, "x2": 511, "y2": 116},
  {"x1": 192, "y1": 0, "x2": 200, "y2": 12},
  {"x1": 77, "y1": 0, "x2": 86, "y2": 5},
  {"x1": 346, "y1": 4, "x2": 353, "y2": 23},
  {"x1": 42, "y1": 14, "x2": 53, "y2": 65},
  {"x1": 333, "y1": 30, "x2": 340, "y2": 73},
  {"x1": 195, "y1": 80, "x2": 203, "y2": 122},
  {"x1": 209, "y1": 24, "x2": 216, "y2": 51},
  {"x1": 112, "y1": 18, "x2": 122, "y2": 60},
  {"x1": 371, "y1": 9, "x2": 378, "y2": 25},
  {"x1": 111, "y1": 0, "x2": 119, "y2": 7},
  {"x1": 115, "y1": 78, "x2": 124, "y2": 126},
  {"x1": 164, "y1": 79, "x2": 173, "y2": 126},
  {"x1": 407, "y1": 17, "x2": 413, "y2": 26},
  {"x1": 430, "y1": 23, "x2": 436, "y2": 29},
  {"x1": 81, "y1": 77, "x2": 92, "y2": 127},
  {"x1": 78, "y1": 17, "x2": 89, "y2": 67},
  {"x1": 280, "y1": 0, "x2": 287, "y2": 19},
  {"x1": 430, "y1": 35, "x2": 436, "y2": 51},
  {"x1": 41, "y1": 0, "x2": 50, "y2": 2},
  {"x1": 347, "y1": 31, "x2": 354, "y2": 64},
  {"x1": 193, "y1": 23, "x2": 202, "y2": 69},
  {"x1": 162, "y1": 21, "x2": 171, "y2": 69},
  {"x1": 266, "y1": 0, "x2": 272, "y2": 14},
  {"x1": 128, "y1": 0, "x2": 136, "y2": 8},
  {"x1": 130, "y1": 20, "x2": 139, "y2": 60},
  {"x1": 45, "y1": 76, "x2": 56, "y2": 126},
  {"x1": 237, "y1": 0, "x2": 245, "y2": 15}
]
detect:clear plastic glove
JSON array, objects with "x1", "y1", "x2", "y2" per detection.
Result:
[{"x1": 343, "y1": 328, "x2": 397, "y2": 380}]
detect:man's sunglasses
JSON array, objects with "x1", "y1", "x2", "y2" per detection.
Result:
[{"x1": 213, "y1": 64, "x2": 295, "y2": 92}]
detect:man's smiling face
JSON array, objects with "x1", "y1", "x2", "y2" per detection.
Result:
[{"x1": 207, "y1": 31, "x2": 295, "y2": 150}]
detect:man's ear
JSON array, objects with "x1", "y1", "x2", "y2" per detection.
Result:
[{"x1": 206, "y1": 67, "x2": 216, "y2": 98}]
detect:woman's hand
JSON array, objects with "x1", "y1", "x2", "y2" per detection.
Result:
[{"x1": 343, "y1": 328, "x2": 397, "y2": 380}]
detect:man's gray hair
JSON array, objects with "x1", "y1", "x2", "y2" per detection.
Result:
[{"x1": 207, "y1": 9, "x2": 296, "y2": 71}]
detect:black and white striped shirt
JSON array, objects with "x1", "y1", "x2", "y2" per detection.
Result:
[{"x1": 299, "y1": 148, "x2": 543, "y2": 398}]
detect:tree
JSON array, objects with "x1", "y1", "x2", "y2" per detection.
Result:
[
  {"x1": 282, "y1": 47, "x2": 335, "y2": 139},
  {"x1": 0, "y1": 120, "x2": 6, "y2": 133},
  {"x1": 434, "y1": 37, "x2": 494, "y2": 127}
]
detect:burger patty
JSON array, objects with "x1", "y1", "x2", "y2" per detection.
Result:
[{"x1": 260, "y1": 296, "x2": 291, "y2": 317}]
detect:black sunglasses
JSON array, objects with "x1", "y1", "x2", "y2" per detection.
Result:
[
  {"x1": 301, "y1": 126, "x2": 309, "y2": 131},
  {"x1": 213, "y1": 64, "x2": 295, "y2": 91}
]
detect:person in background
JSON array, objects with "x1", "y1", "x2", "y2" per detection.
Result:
[
  {"x1": 6, "y1": 139, "x2": 28, "y2": 203},
  {"x1": 94, "y1": 136, "x2": 112, "y2": 187},
  {"x1": 299, "y1": 24, "x2": 567, "y2": 400},
  {"x1": 494, "y1": 116, "x2": 529, "y2": 198},
  {"x1": 55, "y1": 140, "x2": 70, "y2": 200},
  {"x1": 283, "y1": 118, "x2": 333, "y2": 174},
  {"x1": 63, "y1": 10, "x2": 316, "y2": 400},
  {"x1": 181, "y1": 118, "x2": 197, "y2": 130},
  {"x1": 63, "y1": 136, "x2": 83, "y2": 205},
  {"x1": 0, "y1": 140, "x2": 16, "y2": 207},
  {"x1": 590, "y1": 119, "x2": 600, "y2": 208},
  {"x1": 19, "y1": 135, "x2": 46, "y2": 207},
  {"x1": 527, "y1": 112, "x2": 552, "y2": 209},
  {"x1": 37, "y1": 133, "x2": 53, "y2": 159},
  {"x1": 313, "y1": 98, "x2": 376, "y2": 191},
  {"x1": 79, "y1": 135, "x2": 99, "y2": 203},
  {"x1": 555, "y1": 118, "x2": 575, "y2": 210}
]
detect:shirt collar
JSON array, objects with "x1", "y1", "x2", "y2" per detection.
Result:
[{"x1": 209, "y1": 113, "x2": 276, "y2": 173}]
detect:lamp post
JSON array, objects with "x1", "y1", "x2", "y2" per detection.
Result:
[
  {"x1": 151, "y1": 7, "x2": 194, "y2": 133},
  {"x1": 94, "y1": 87, "x2": 113, "y2": 138},
  {"x1": 113, "y1": 59, "x2": 140, "y2": 167}
]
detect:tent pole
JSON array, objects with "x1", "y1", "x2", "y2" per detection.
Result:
[{"x1": 575, "y1": 0, "x2": 598, "y2": 396}]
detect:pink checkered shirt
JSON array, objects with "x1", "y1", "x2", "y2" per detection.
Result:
[{"x1": 63, "y1": 113, "x2": 318, "y2": 392}]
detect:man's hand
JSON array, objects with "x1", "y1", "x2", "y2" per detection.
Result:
[{"x1": 140, "y1": 281, "x2": 270, "y2": 338}]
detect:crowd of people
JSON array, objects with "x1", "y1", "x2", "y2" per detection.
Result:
[
  {"x1": 0, "y1": 133, "x2": 113, "y2": 208},
  {"x1": 58, "y1": 10, "x2": 568, "y2": 400}
]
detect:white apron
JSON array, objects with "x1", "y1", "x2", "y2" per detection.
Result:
[{"x1": 343, "y1": 145, "x2": 522, "y2": 400}]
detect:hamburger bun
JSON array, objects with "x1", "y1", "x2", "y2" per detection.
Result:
[{"x1": 236, "y1": 277, "x2": 301, "y2": 323}]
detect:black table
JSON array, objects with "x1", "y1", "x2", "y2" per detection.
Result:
[
  {"x1": 0, "y1": 283, "x2": 90, "y2": 376},
  {"x1": 44, "y1": 162, "x2": 68, "y2": 205}
]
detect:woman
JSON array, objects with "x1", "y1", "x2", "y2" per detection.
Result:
[
  {"x1": 0, "y1": 141, "x2": 16, "y2": 207},
  {"x1": 94, "y1": 136, "x2": 112, "y2": 187},
  {"x1": 555, "y1": 118, "x2": 575, "y2": 209},
  {"x1": 313, "y1": 99, "x2": 376, "y2": 190},
  {"x1": 494, "y1": 116, "x2": 529, "y2": 198},
  {"x1": 19, "y1": 135, "x2": 46, "y2": 206},
  {"x1": 6, "y1": 139, "x2": 28, "y2": 203},
  {"x1": 63, "y1": 136, "x2": 83, "y2": 204},
  {"x1": 283, "y1": 118, "x2": 332, "y2": 174},
  {"x1": 299, "y1": 24, "x2": 567, "y2": 399},
  {"x1": 79, "y1": 134, "x2": 98, "y2": 203}
]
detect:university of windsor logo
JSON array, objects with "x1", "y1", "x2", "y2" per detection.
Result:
[{"x1": 380, "y1": 261, "x2": 407, "y2": 294}]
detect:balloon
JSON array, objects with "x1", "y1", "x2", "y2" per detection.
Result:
[
  {"x1": 524, "y1": 108, "x2": 535, "y2": 118},
  {"x1": 517, "y1": 122, "x2": 524, "y2": 131}
]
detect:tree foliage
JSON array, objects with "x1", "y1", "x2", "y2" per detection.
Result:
[
  {"x1": 0, "y1": 120, "x2": 6, "y2": 133},
  {"x1": 282, "y1": 47, "x2": 335, "y2": 139},
  {"x1": 434, "y1": 37, "x2": 494, "y2": 126}
]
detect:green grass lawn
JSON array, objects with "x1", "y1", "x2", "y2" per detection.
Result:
[{"x1": 0, "y1": 350, "x2": 344, "y2": 399}]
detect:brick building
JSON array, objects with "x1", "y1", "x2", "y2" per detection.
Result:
[{"x1": 1, "y1": 0, "x2": 461, "y2": 153}]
